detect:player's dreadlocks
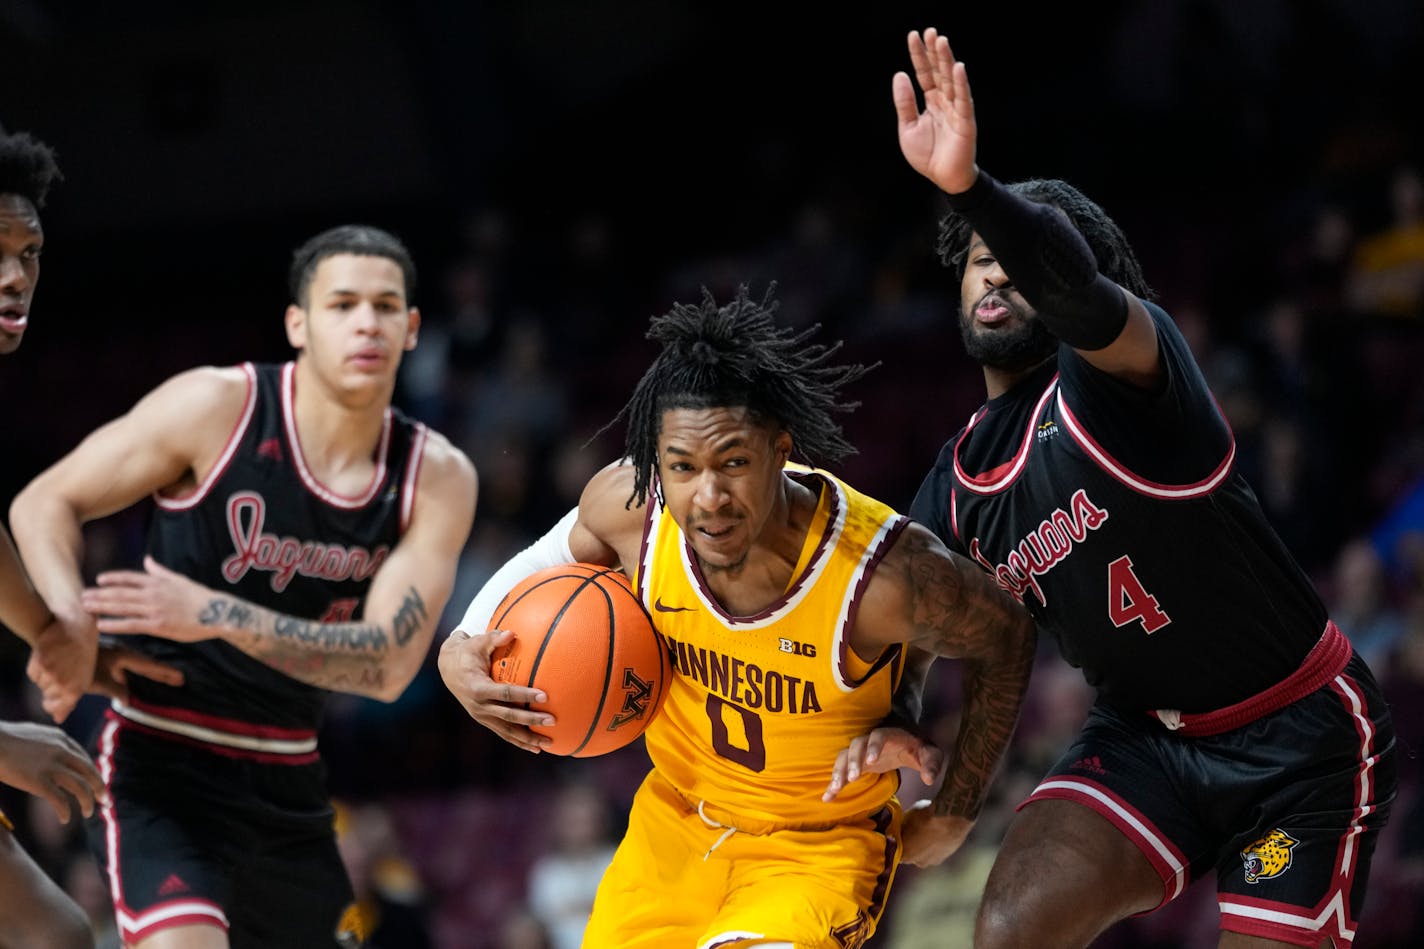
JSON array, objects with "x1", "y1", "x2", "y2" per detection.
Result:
[
  {"x1": 937, "y1": 178, "x2": 1153, "y2": 300},
  {"x1": 0, "y1": 123, "x2": 62, "y2": 207},
  {"x1": 611, "y1": 284, "x2": 875, "y2": 508}
]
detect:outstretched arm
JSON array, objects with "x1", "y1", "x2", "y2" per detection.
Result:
[
  {"x1": 896, "y1": 27, "x2": 1159, "y2": 382},
  {"x1": 81, "y1": 435, "x2": 477, "y2": 702},
  {"x1": 893, "y1": 27, "x2": 979, "y2": 197}
]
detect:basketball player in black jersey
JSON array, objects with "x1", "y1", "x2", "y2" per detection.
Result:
[
  {"x1": 832, "y1": 29, "x2": 1398, "y2": 949},
  {"x1": 10, "y1": 225, "x2": 477, "y2": 948},
  {"x1": 1, "y1": 123, "x2": 187, "y2": 949},
  {"x1": 0, "y1": 120, "x2": 104, "y2": 949}
]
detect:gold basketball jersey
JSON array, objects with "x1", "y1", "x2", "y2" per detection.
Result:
[{"x1": 633, "y1": 466, "x2": 911, "y2": 827}]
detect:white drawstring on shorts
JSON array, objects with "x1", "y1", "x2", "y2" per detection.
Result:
[
  {"x1": 1155, "y1": 708, "x2": 1184, "y2": 731},
  {"x1": 697, "y1": 799, "x2": 739, "y2": 860}
]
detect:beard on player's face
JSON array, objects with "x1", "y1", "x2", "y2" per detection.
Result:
[{"x1": 959, "y1": 304, "x2": 1059, "y2": 372}]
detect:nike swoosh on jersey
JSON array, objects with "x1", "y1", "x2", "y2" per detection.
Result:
[{"x1": 653, "y1": 598, "x2": 695, "y2": 613}]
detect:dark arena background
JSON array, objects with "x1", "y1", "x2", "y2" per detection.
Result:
[{"x1": 1, "y1": 2, "x2": 1422, "y2": 946}]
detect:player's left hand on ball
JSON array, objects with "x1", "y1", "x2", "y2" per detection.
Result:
[
  {"x1": 823, "y1": 725, "x2": 945, "y2": 801},
  {"x1": 437, "y1": 627, "x2": 553, "y2": 754}
]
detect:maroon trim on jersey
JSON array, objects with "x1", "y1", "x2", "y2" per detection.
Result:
[
  {"x1": 108, "y1": 711, "x2": 321, "y2": 766},
  {"x1": 96, "y1": 717, "x2": 232, "y2": 943},
  {"x1": 684, "y1": 471, "x2": 845, "y2": 625},
  {"x1": 634, "y1": 475, "x2": 660, "y2": 604},
  {"x1": 155, "y1": 363, "x2": 258, "y2": 512},
  {"x1": 1218, "y1": 893, "x2": 1353, "y2": 947},
  {"x1": 280, "y1": 362, "x2": 392, "y2": 508},
  {"x1": 837, "y1": 641, "x2": 906, "y2": 696},
  {"x1": 399, "y1": 422, "x2": 428, "y2": 533},
  {"x1": 1055, "y1": 390, "x2": 1236, "y2": 499},
  {"x1": 1023, "y1": 775, "x2": 1190, "y2": 909},
  {"x1": 1333, "y1": 669, "x2": 1386, "y2": 875},
  {"x1": 124, "y1": 696, "x2": 318, "y2": 741},
  {"x1": 949, "y1": 486, "x2": 961, "y2": 543},
  {"x1": 864, "y1": 804, "x2": 898, "y2": 927},
  {"x1": 953, "y1": 377, "x2": 1059, "y2": 494},
  {"x1": 121, "y1": 900, "x2": 229, "y2": 945},
  {"x1": 1162, "y1": 624, "x2": 1350, "y2": 737},
  {"x1": 838, "y1": 516, "x2": 910, "y2": 688}
]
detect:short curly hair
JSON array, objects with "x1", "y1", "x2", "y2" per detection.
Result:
[
  {"x1": 0, "y1": 123, "x2": 62, "y2": 207},
  {"x1": 289, "y1": 224, "x2": 417, "y2": 308}
]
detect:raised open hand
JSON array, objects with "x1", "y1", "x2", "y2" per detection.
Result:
[{"x1": 892, "y1": 28, "x2": 979, "y2": 195}]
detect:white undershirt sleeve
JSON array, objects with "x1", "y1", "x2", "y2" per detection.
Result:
[{"x1": 455, "y1": 506, "x2": 580, "y2": 634}]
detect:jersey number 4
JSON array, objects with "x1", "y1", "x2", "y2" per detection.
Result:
[{"x1": 1107, "y1": 555, "x2": 1171, "y2": 635}]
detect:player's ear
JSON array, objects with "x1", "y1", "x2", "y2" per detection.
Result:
[
  {"x1": 774, "y1": 430, "x2": 792, "y2": 464},
  {"x1": 404, "y1": 306, "x2": 421, "y2": 351},
  {"x1": 285, "y1": 303, "x2": 307, "y2": 350}
]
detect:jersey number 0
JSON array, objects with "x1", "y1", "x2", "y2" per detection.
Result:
[{"x1": 706, "y1": 695, "x2": 767, "y2": 772}]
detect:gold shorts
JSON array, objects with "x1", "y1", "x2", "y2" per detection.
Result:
[{"x1": 584, "y1": 769, "x2": 903, "y2": 949}]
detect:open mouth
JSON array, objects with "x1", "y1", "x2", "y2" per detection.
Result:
[{"x1": 0, "y1": 308, "x2": 28, "y2": 334}]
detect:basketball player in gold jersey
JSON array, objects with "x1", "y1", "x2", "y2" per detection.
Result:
[{"x1": 440, "y1": 285, "x2": 1035, "y2": 948}]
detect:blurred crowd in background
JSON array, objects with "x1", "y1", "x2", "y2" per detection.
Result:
[{"x1": 1, "y1": 1, "x2": 1423, "y2": 946}]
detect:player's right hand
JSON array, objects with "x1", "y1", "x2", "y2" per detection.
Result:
[
  {"x1": 26, "y1": 613, "x2": 99, "y2": 724},
  {"x1": 894, "y1": 27, "x2": 980, "y2": 195},
  {"x1": 437, "y1": 628, "x2": 554, "y2": 753},
  {"x1": 0, "y1": 720, "x2": 107, "y2": 823},
  {"x1": 823, "y1": 725, "x2": 946, "y2": 802},
  {"x1": 89, "y1": 641, "x2": 185, "y2": 704}
]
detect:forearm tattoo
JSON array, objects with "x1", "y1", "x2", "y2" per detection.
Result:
[
  {"x1": 273, "y1": 615, "x2": 388, "y2": 651},
  {"x1": 899, "y1": 530, "x2": 1037, "y2": 820},
  {"x1": 195, "y1": 587, "x2": 430, "y2": 695},
  {"x1": 391, "y1": 587, "x2": 427, "y2": 646},
  {"x1": 199, "y1": 598, "x2": 258, "y2": 631}
]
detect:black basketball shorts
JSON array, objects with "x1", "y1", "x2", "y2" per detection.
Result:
[
  {"x1": 87, "y1": 711, "x2": 362, "y2": 948},
  {"x1": 1025, "y1": 653, "x2": 1396, "y2": 947}
]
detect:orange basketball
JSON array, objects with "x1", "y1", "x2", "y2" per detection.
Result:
[{"x1": 488, "y1": 563, "x2": 670, "y2": 757}]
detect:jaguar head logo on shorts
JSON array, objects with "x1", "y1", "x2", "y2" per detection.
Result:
[{"x1": 1240, "y1": 828, "x2": 1299, "y2": 884}]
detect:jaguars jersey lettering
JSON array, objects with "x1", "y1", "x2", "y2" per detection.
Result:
[
  {"x1": 635, "y1": 467, "x2": 909, "y2": 826},
  {"x1": 912, "y1": 302, "x2": 1328, "y2": 713},
  {"x1": 124, "y1": 361, "x2": 425, "y2": 730}
]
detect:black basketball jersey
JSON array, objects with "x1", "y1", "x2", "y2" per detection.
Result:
[
  {"x1": 124, "y1": 361, "x2": 426, "y2": 731},
  {"x1": 912, "y1": 302, "x2": 1328, "y2": 713}
]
